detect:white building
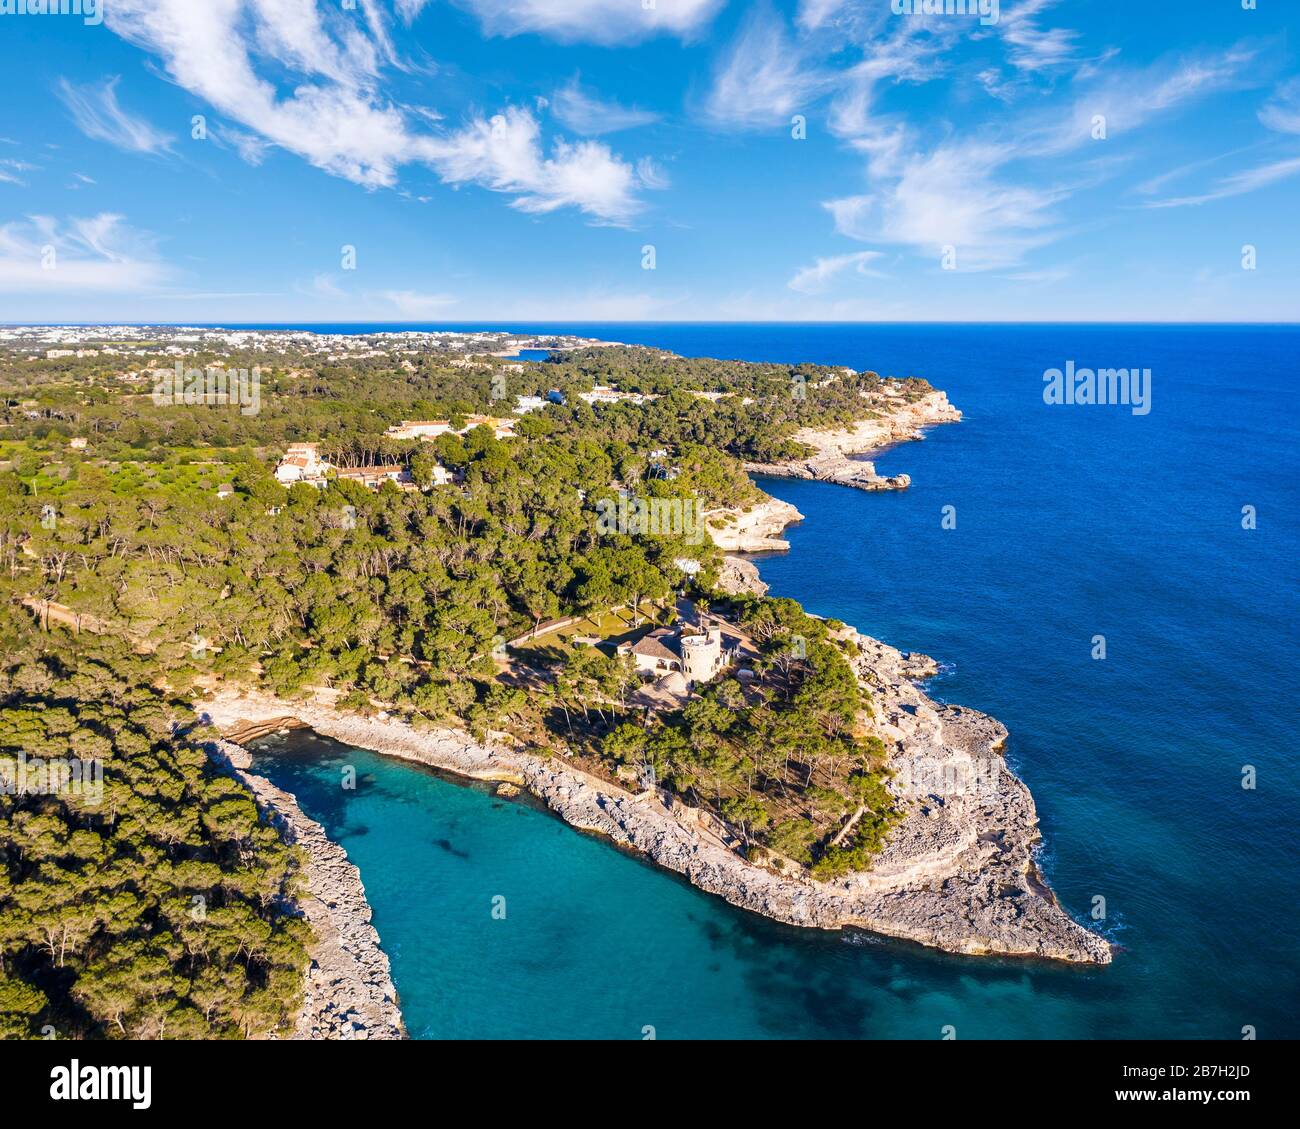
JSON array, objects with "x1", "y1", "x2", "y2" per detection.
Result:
[{"x1": 275, "y1": 442, "x2": 330, "y2": 486}]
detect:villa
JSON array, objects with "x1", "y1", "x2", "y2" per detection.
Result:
[
  {"x1": 275, "y1": 442, "x2": 330, "y2": 486},
  {"x1": 617, "y1": 624, "x2": 730, "y2": 687}
]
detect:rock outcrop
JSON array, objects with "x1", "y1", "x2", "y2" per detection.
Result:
[
  {"x1": 716, "y1": 555, "x2": 769, "y2": 597},
  {"x1": 746, "y1": 390, "x2": 961, "y2": 492},
  {"x1": 746, "y1": 452, "x2": 911, "y2": 492},
  {"x1": 799, "y1": 389, "x2": 963, "y2": 457},
  {"x1": 705, "y1": 496, "x2": 804, "y2": 552}
]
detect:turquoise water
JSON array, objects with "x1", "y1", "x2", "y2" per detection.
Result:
[{"x1": 253, "y1": 324, "x2": 1300, "y2": 1039}]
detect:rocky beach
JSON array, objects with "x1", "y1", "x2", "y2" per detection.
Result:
[{"x1": 208, "y1": 738, "x2": 405, "y2": 1040}]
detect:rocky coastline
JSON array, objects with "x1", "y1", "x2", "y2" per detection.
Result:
[
  {"x1": 706, "y1": 495, "x2": 805, "y2": 553},
  {"x1": 208, "y1": 738, "x2": 405, "y2": 1040},
  {"x1": 201, "y1": 380, "x2": 1109, "y2": 1028},
  {"x1": 746, "y1": 389, "x2": 962, "y2": 492},
  {"x1": 201, "y1": 610, "x2": 1111, "y2": 966}
]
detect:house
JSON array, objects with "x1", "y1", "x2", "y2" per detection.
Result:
[
  {"x1": 275, "y1": 442, "x2": 330, "y2": 486},
  {"x1": 216, "y1": 482, "x2": 236, "y2": 500},
  {"x1": 426, "y1": 462, "x2": 455, "y2": 487},
  {"x1": 333, "y1": 465, "x2": 417, "y2": 491},
  {"x1": 617, "y1": 625, "x2": 729, "y2": 685},
  {"x1": 579, "y1": 385, "x2": 647, "y2": 406},
  {"x1": 68, "y1": 437, "x2": 88, "y2": 450}
]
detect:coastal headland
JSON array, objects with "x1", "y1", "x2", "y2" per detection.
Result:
[
  {"x1": 201, "y1": 385, "x2": 1110, "y2": 1026},
  {"x1": 744, "y1": 389, "x2": 961, "y2": 493}
]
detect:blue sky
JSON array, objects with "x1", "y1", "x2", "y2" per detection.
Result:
[{"x1": 1, "y1": 0, "x2": 1297, "y2": 323}]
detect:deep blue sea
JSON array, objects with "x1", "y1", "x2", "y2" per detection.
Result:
[{"x1": 251, "y1": 324, "x2": 1299, "y2": 1039}]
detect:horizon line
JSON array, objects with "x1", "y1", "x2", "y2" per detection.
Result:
[{"x1": 5, "y1": 320, "x2": 1299, "y2": 329}]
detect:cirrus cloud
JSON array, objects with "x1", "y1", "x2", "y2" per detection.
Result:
[
  {"x1": 788, "y1": 250, "x2": 884, "y2": 294},
  {"x1": 56, "y1": 76, "x2": 175, "y2": 154},
  {"x1": 455, "y1": 0, "x2": 724, "y2": 45},
  {"x1": 0, "y1": 213, "x2": 169, "y2": 293}
]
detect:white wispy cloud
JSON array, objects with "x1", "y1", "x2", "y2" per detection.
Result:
[
  {"x1": 1259, "y1": 77, "x2": 1300, "y2": 134},
  {"x1": 826, "y1": 149, "x2": 1065, "y2": 271},
  {"x1": 213, "y1": 125, "x2": 272, "y2": 167},
  {"x1": 1016, "y1": 47, "x2": 1259, "y2": 158},
  {"x1": 1000, "y1": 0, "x2": 1079, "y2": 74},
  {"x1": 376, "y1": 289, "x2": 459, "y2": 317},
  {"x1": 96, "y1": 0, "x2": 655, "y2": 224},
  {"x1": 456, "y1": 0, "x2": 723, "y2": 45},
  {"x1": 1133, "y1": 146, "x2": 1258, "y2": 197},
  {"x1": 0, "y1": 158, "x2": 37, "y2": 186},
  {"x1": 788, "y1": 250, "x2": 884, "y2": 294},
  {"x1": 1141, "y1": 155, "x2": 1300, "y2": 209},
  {"x1": 395, "y1": 0, "x2": 435, "y2": 22},
  {"x1": 300, "y1": 273, "x2": 347, "y2": 301},
  {"x1": 705, "y1": 7, "x2": 835, "y2": 127},
  {"x1": 552, "y1": 77, "x2": 660, "y2": 136},
  {"x1": 56, "y1": 76, "x2": 174, "y2": 154},
  {"x1": 822, "y1": 45, "x2": 1261, "y2": 269},
  {"x1": 0, "y1": 213, "x2": 168, "y2": 292},
  {"x1": 795, "y1": 0, "x2": 848, "y2": 31},
  {"x1": 636, "y1": 157, "x2": 671, "y2": 190}
]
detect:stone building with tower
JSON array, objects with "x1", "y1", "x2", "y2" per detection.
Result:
[{"x1": 618, "y1": 624, "x2": 728, "y2": 687}]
